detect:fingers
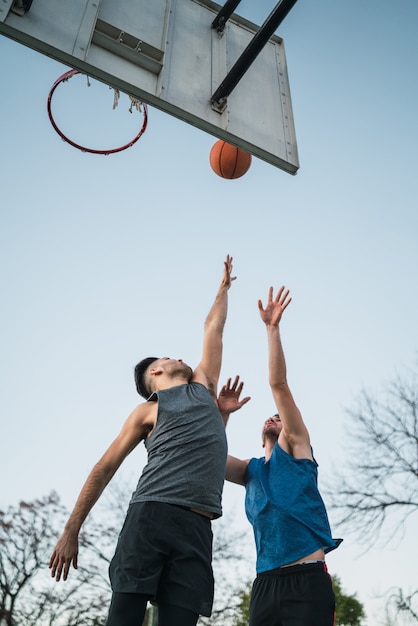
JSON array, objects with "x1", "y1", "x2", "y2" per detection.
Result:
[
  {"x1": 259, "y1": 286, "x2": 275, "y2": 312},
  {"x1": 273, "y1": 285, "x2": 286, "y2": 302},
  {"x1": 49, "y1": 553, "x2": 63, "y2": 581},
  {"x1": 220, "y1": 376, "x2": 245, "y2": 395},
  {"x1": 230, "y1": 376, "x2": 244, "y2": 394},
  {"x1": 224, "y1": 255, "x2": 237, "y2": 284},
  {"x1": 281, "y1": 294, "x2": 292, "y2": 310},
  {"x1": 230, "y1": 375, "x2": 240, "y2": 391},
  {"x1": 273, "y1": 286, "x2": 292, "y2": 309},
  {"x1": 49, "y1": 551, "x2": 58, "y2": 579},
  {"x1": 224, "y1": 255, "x2": 233, "y2": 274},
  {"x1": 220, "y1": 378, "x2": 232, "y2": 393},
  {"x1": 63, "y1": 556, "x2": 76, "y2": 581},
  {"x1": 277, "y1": 286, "x2": 292, "y2": 311},
  {"x1": 273, "y1": 285, "x2": 284, "y2": 302},
  {"x1": 49, "y1": 549, "x2": 77, "y2": 582}
]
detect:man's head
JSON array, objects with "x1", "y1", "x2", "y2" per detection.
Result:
[
  {"x1": 134, "y1": 357, "x2": 193, "y2": 399},
  {"x1": 134, "y1": 357, "x2": 159, "y2": 399},
  {"x1": 261, "y1": 413, "x2": 282, "y2": 447}
]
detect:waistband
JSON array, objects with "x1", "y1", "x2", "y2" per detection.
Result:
[
  {"x1": 258, "y1": 560, "x2": 327, "y2": 577},
  {"x1": 170, "y1": 503, "x2": 214, "y2": 520}
]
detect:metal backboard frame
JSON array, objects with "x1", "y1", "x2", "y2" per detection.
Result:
[{"x1": 0, "y1": 0, "x2": 299, "y2": 173}]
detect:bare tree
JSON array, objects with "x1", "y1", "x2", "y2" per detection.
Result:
[
  {"x1": 326, "y1": 365, "x2": 418, "y2": 545},
  {"x1": 0, "y1": 491, "x2": 113, "y2": 626},
  {"x1": 384, "y1": 588, "x2": 418, "y2": 625},
  {"x1": 325, "y1": 363, "x2": 418, "y2": 624},
  {"x1": 0, "y1": 493, "x2": 64, "y2": 626}
]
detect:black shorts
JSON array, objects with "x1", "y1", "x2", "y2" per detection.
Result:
[
  {"x1": 109, "y1": 501, "x2": 214, "y2": 617},
  {"x1": 249, "y1": 561, "x2": 336, "y2": 626}
]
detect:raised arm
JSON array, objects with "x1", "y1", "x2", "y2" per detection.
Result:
[
  {"x1": 193, "y1": 255, "x2": 235, "y2": 398},
  {"x1": 258, "y1": 286, "x2": 311, "y2": 457},
  {"x1": 49, "y1": 402, "x2": 155, "y2": 582},
  {"x1": 217, "y1": 376, "x2": 251, "y2": 485}
]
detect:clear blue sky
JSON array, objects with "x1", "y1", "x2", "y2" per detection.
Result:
[{"x1": 1, "y1": 1, "x2": 418, "y2": 624}]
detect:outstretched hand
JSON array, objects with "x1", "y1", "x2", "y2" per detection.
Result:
[
  {"x1": 218, "y1": 376, "x2": 251, "y2": 417},
  {"x1": 222, "y1": 255, "x2": 237, "y2": 289},
  {"x1": 258, "y1": 286, "x2": 291, "y2": 326}
]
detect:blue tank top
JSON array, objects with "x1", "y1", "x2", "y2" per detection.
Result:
[
  {"x1": 245, "y1": 443, "x2": 341, "y2": 573},
  {"x1": 130, "y1": 382, "x2": 227, "y2": 518}
]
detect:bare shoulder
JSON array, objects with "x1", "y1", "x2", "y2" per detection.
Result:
[
  {"x1": 124, "y1": 400, "x2": 158, "y2": 439},
  {"x1": 98, "y1": 401, "x2": 159, "y2": 470},
  {"x1": 127, "y1": 401, "x2": 158, "y2": 428}
]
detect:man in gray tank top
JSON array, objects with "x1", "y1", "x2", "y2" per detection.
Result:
[{"x1": 49, "y1": 256, "x2": 235, "y2": 626}]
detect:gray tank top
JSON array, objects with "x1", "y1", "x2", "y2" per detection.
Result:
[{"x1": 130, "y1": 382, "x2": 227, "y2": 518}]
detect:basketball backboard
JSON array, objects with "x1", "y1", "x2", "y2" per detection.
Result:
[{"x1": 0, "y1": 0, "x2": 299, "y2": 173}]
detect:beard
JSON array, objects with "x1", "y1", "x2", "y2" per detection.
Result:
[
  {"x1": 167, "y1": 361, "x2": 193, "y2": 382},
  {"x1": 262, "y1": 423, "x2": 281, "y2": 442}
]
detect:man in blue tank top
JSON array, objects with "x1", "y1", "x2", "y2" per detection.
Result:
[
  {"x1": 49, "y1": 256, "x2": 235, "y2": 626},
  {"x1": 219, "y1": 283, "x2": 342, "y2": 626}
]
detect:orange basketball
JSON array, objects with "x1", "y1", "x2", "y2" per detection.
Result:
[{"x1": 209, "y1": 140, "x2": 252, "y2": 179}]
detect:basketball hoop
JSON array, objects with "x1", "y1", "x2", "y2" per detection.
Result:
[{"x1": 47, "y1": 69, "x2": 148, "y2": 155}]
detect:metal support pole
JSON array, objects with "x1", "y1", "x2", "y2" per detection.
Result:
[
  {"x1": 211, "y1": 0, "x2": 297, "y2": 111},
  {"x1": 211, "y1": 0, "x2": 242, "y2": 33}
]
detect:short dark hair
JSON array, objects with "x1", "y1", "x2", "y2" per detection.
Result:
[{"x1": 134, "y1": 357, "x2": 159, "y2": 398}]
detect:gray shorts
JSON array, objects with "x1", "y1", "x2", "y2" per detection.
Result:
[{"x1": 109, "y1": 501, "x2": 214, "y2": 617}]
